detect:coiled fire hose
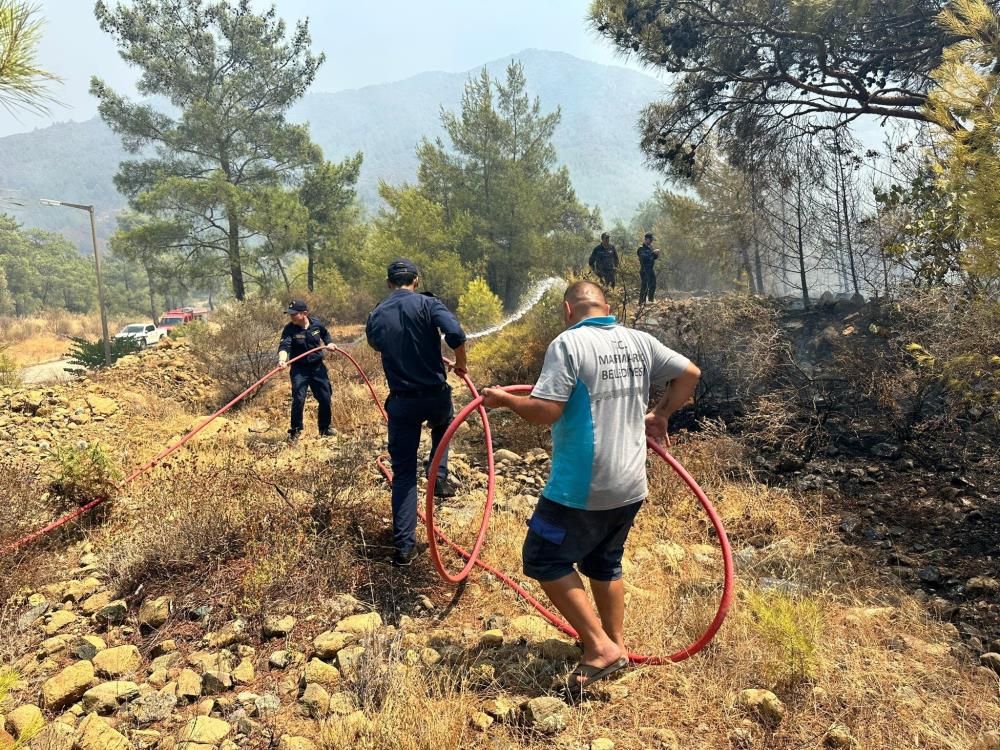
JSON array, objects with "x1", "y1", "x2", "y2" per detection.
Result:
[{"x1": 3, "y1": 345, "x2": 734, "y2": 664}]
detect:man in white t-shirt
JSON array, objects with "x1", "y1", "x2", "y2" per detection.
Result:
[{"x1": 483, "y1": 281, "x2": 700, "y2": 693}]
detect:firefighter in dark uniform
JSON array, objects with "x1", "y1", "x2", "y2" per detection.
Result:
[
  {"x1": 277, "y1": 300, "x2": 337, "y2": 439},
  {"x1": 637, "y1": 232, "x2": 661, "y2": 303},
  {"x1": 588, "y1": 232, "x2": 619, "y2": 287},
  {"x1": 365, "y1": 259, "x2": 468, "y2": 566}
]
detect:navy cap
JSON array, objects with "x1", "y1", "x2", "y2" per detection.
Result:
[
  {"x1": 644, "y1": 232, "x2": 655, "y2": 240},
  {"x1": 387, "y1": 258, "x2": 419, "y2": 281},
  {"x1": 285, "y1": 299, "x2": 308, "y2": 314}
]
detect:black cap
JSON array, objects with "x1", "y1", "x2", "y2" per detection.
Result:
[
  {"x1": 644, "y1": 232, "x2": 655, "y2": 240},
  {"x1": 285, "y1": 299, "x2": 308, "y2": 314},
  {"x1": 387, "y1": 258, "x2": 419, "y2": 281}
]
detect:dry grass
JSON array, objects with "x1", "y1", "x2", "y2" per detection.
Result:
[
  {"x1": 0, "y1": 310, "x2": 105, "y2": 346},
  {"x1": 1, "y1": 330, "x2": 998, "y2": 750}
]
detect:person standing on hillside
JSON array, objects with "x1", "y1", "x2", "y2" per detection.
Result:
[
  {"x1": 481, "y1": 281, "x2": 700, "y2": 695},
  {"x1": 366, "y1": 259, "x2": 469, "y2": 567},
  {"x1": 277, "y1": 300, "x2": 338, "y2": 439},
  {"x1": 637, "y1": 232, "x2": 661, "y2": 303},
  {"x1": 588, "y1": 232, "x2": 620, "y2": 288}
]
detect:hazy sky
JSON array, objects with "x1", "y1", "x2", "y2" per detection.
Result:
[{"x1": 0, "y1": 0, "x2": 652, "y2": 137}]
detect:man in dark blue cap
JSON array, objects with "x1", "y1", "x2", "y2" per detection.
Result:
[
  {"x1": 637, "y1": 232, "x2": 661, "y2": 303},
  {"x1": 277, "y1": 300, "x2": 338, "y2": 439},
  {"x1": 365, "y1": 259, "x2": 468, "y2": 566}
]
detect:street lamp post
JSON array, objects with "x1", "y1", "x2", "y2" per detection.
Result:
[{"x1": 40, "y1": 199, "x2": 112, "y2": 366}]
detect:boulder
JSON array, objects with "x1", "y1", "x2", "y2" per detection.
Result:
[
  {"x1": 591, "y1": 740, "x2": 615, "y2": 750},
  {"x1": 42, "y1": 611, "x2": 77, "y2": 635},
  {"x1": 93, "y1": 600, "x2": 128, "y2": 624},
  {"x1": 128, "y1": 692, "x2": 178, "y2": 725},
  {"x1": 80, "y1": 681, "x2": 139, "y2": 713},
  {"x1": 303, "y1": 658, "x2": 341, "y2": 691},
  {"x1": 509, "y1": 615, "x2": 558, "y2": 640},
  {"x1": 520, "y1": 696, "x2": 570, "y2": 734},
  {"x1": 73, "y1": 712, "x2": 131, "y2": 750},
  {"x1": 312, "y1": 631, "x2": 354, "y2": 659},
  {"x1": 469, "y1": 712, "x2": 493, "y2": 732},
  {"x1": 300, "y1": 682, "x2": 330, "y2": 718},
  {"x1": 201, "y1": 669, "x2": 234, "y2": 694},
  {"x1": 24, "y1": 721, "x2": 74, "y2": 750},
  {"x1": 232, "y1": 658, "x2": 255, "y2": 684},
  {"x1": 980, "y1": 653, "x2": 1000, "y2": 674},
  {"x1": 5, "y1": 704, "x2": 44, "y2": 740},
  {"x1": 42, "y1": 660, "x2": 94, "y2": 709},
  {"x1": 93, "y1": 645, "x2": 141, "y2": 678},
  {"x1": 824, "y1": 724, "x2": 856, "y2": 748},
  {"x1": 263, "y1": 615, "x2": 297, "y2": 639},
  {"x1": 79, "y1": 591, "x2": 116, "y2": 616},
  {"x1": 138, "y1": 596, "x2": 173, "y2": 629},
  {"x1": 85, "y1": 395, "x2": 118, "y2": 416},
  {"x1": 177, "y1": 669, "x2": 203, "y2": 703},
  {"x1": 335, "y1": 646, "x2": 366, "y2": 676},
  {"x1": 737, "y1": 689, "x2": 785, "y2": 727},
  {"x1": 334, "y1": 612, "x2": 382, "y2": 634},
  {"x1": 177, "y1": 716, "x2": 232, "y2": 745},
  {"x1": 205, "y1": 619, "x2": 246, "y2": 649}
]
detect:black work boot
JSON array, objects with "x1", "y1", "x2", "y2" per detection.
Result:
[
  {"x1": 433, "y1": 476, "x2": 458, "y2": 499},
  {"x1": 287, "y1": 428, "x2": 302, "y2": 442},
  {"x1": 392, "y1": 546, "x2": 419, "y2": 567}
]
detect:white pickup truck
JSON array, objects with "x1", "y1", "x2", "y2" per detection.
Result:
[{"x1": 113, "y1": 323, "x2": 166, "y2": 349}]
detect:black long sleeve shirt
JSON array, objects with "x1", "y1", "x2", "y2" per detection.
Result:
[
  {"x1": 365, "y1": 289, "x2": 467, "y2": 393},
  {"x1": 278, "y1": 316, "x2": 332, "y2": 368}
]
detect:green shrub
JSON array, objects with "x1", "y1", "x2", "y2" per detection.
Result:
[
  {"x1": 747, "y1": 589, "x2": 822, "y2": 688},
  {"x1": 66, "y1": 335, "x2": 138, "y2": 370},
  {"x1": 50, "y1": 442, "x2": 121, "y2": 506},
  {"x1": 457, "y1": 278, "x2": 503, "y2": 332},
  {"x1": 0, "y1": 343, "x2": 20, "y2": 388}
]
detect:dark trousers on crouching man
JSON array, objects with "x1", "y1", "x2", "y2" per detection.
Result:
[
  {"x1": 386, "y1": 386, "x2": 453, "y2": 555},
  {"x1": 290, "y1": 363, "x2": 332, "y2": 436}
]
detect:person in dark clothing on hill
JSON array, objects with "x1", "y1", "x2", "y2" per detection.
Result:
[
  {"x1": 365, "y1": 259, "x2": 469, "y2": 567},
  {"x1": 637, "y1": 232, "x2": 660, "y2": 303},
  {"x1": 588, "y1": 232, "x2": 619, "y2": 288},
  {"x1": 277, "y1": 300, "x2": 338, "y2": 439}
]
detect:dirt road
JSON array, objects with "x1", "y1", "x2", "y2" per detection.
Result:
[{"x1": 20, "y1": 358, "x2": 76, "y2": 385}]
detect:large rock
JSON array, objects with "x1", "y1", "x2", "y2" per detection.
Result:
[
  {"x1": 79, "y1": 591, "x2": 116, "y2": 616},
  {"x1": 177, "y1": 669, "x2": 203, "y2": 703},
  {"x1": 24, "y1": 721, "x2": 74, "y2": 750},
  {"x1": 334, "y1": 612, "x2": 382, "y2": 634},
  {"x1": 73, "y1": 712, "x2": 131, "y2": 750},
  {"x1": 980, "y1": 653, "x2": 1000, "y2": 674},
  {"x1": 93, "y1": 600, "x2": 128, "y2": 624},
  {"x1": 138, "y1": 596, "x2": 173, "y2": 629},
  {"x1": 42, "y1": 610, "x2": 77, "y2": 635},
  {"x1": 93, "y1": 645, "x2": 141, "y2": 678},
  {"x1": 738, "y1": 689, "x2": 785, "y2": 727},
  {"x1": 85, "y1": 395, "x2": 118, "y2": 416},
  {"x1": 263, "y1": 615, "x2": 297, "y2": 639},
  {"x1": 204, "y1": 619, "x2": 246, "y2": 648},
  {"x1": 177, "y1": 716, "x2": 232, "y2": 745},
  {"x1": 312, "y1": 631, "x2": 354, "y2": 659},
  {"x1": 5, "y1": 704, "x2": 43, "y2": 739},
  {"x1": 300, "y1": 682, "x2": 330, "y2": 718},
  {"x1": 303, "y1": 658, "x2": 341, "y2": 691},
  {"x1": 42, "y1": 660, "x2": 94, "y2": 709},
  {"x1": 509, "y1": 615, "x2": 558, "y2": 641},
  {"x1": 80, "y1": 681, "x2": 139, "y2": 713},
  {"x1": 129, "y1": 692, "x2": 178, "y2": 725},
  {"x1": 520, "y1": 696, "x2": 571, "y2": 734}
]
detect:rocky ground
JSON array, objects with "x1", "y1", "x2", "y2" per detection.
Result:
[{"x1": 1, "y1": 313, "x2": 999, "y2": 750}]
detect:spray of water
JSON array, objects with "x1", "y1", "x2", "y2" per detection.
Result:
[{"x1": 466, "y1": 276, "x2": 562, "y2": 340}]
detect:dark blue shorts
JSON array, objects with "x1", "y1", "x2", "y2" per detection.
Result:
[{"x1": 522, "y1": 496, "x2": 643, "y2": 582}]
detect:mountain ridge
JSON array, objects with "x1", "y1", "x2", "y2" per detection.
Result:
[{"x1": 0, "y1": 49, "x2": 667, "y2": 246}]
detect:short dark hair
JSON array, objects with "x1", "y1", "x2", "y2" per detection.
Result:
[{"x1": 389, "y1": 272, "x2": 418, "y2": 287}]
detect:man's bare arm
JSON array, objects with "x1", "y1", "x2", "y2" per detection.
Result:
[
  {"x1": 482, "y1": 388, "x2": 565, "y2": 425},
  {"x1": 645, "y1": 362, "x2": 701, "y2": 443}
]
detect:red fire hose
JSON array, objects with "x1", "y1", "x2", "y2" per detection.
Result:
[{"x1": 3, "y1": 344, "x2": 734, "y2": 665}]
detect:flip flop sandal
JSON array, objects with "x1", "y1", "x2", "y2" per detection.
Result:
[{"x1": 561, "y1": 655, "x2": 628, "y2": 700}]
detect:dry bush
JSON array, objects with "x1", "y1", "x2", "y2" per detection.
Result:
[
  {"x1": 0, "y1": 310, "x2": 103, "y2": 343},
  {"x1": 188, "y1": 300, "x2": 287, "y2": 404},
  {"x1": 0, "y1": 343, "x2": 20, "y2": 387}
]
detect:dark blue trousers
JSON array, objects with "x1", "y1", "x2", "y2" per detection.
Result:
[
  {"x1": 386, "y1": 388, "x2": 453, "y2": 554},
  {"x1": 290, "y1": 363, "x2": 332, "y2": 434}
]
